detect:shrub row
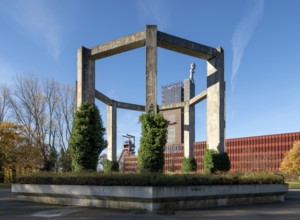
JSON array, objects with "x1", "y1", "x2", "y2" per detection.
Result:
[
  {"x1": 182, "y1": 157, "x2": 197, "y2": 172},
  {"x1": 104, "y1": 160, "x2": 119, "y2": 173},
  {"x1": 204, "y1": 149, "x2": 231, "y2": 174},
  {"x1": 16, "y1": 172, "x2": 284, "y2": 186}
]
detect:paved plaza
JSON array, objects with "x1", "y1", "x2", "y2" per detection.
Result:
[{"x1": 1, "y1": 188, "x2": 300, "y2": 219}]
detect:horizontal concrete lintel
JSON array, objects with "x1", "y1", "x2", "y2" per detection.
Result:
[
  {"x1": 91, "y1": 31, "x2": 146, "y2": 60},
  {"x1": 189, "y1": 90, "x2": 207, "y2": 106},
  {"x1": 157, "y1": 31, "x2": 217, "y2": 60},
  {"x1": 160, "y1": 102, "x2": 185, "y2": 111},
  {"x1": 117, "y1": 101, "x2": 145, "y2": 112},
  {"x1": 95, "y1": 90, "x2": 144, "y2": 111},
  {"x1": 95, "y1": 90, "x2": 112, "y2": 105}
]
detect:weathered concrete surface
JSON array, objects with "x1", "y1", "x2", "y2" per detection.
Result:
[
  {"x1": 157, "y1": 31, "x2": 217, "y2": 60},
  {"x1": 160, "y1": 102, "x2": 184, "y2": 111},
  {"x1": 12, "y1": 184, "x2": 288, "y2": 211},
  {"x1": 189, "y1": 89, "x2": 207, "y2": 106},
  {"x1": 162, "y1": 108, "x2": 183, "y2": 144},
  {"x1": 90, "y1": 31, "x2": 146, "y2": 60},
  {"x1": 77, "y1": 26, "x2": 225, "y2": 158},
  {"x1": 183, "y1": 79, "x2": 195, "y2": 159},
  {"x1": 145, "y1": 25, "x2": 158, "y2": 113},
  {"x1": 95, "y1": 90, "x2": 145, "y2": 112},
  {"x1": 183, "y1": 102, "x2": 195, "y2": 159},
  {"x1": 77, "y1": 47, "x2": 95, "y2": 108},
  {"x1": 206, "y1": 47, "x2": 225, "y2": 152},
  {"x1": 95, "y1": 89, "x2": 113, "y2": 105},
  {"x1": 184, "y1": 79, "x2": 195, "y2": 102},
  {"x1": 107, "y1": 101, "x2": 117, "y2": 161},
  {"x1": 116, "y1": 101, "x2": 145, "y2": 112}
]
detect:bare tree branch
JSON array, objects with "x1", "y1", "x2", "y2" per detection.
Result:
[
  {"x1": 6, "y1": 73, "x2": 76, "y2": 171},
  {"x1": 56, "y1": 83, "x2": 75, "y2": 151},
  {"x1": 0, "y1": 85, "x2": 10, "y2": 123}
]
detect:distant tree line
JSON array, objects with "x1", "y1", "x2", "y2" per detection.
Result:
[{"x1": 0, "y1": 74, "x2": 75, "y2": 181}]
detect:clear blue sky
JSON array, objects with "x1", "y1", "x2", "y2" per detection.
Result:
[{"x1": 0, "y1": 0, "x2": 299, "y2": 154}]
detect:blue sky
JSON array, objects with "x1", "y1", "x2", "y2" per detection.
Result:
[{"x1": 0, "y1": 0, "x2": 299, "y2": 155}]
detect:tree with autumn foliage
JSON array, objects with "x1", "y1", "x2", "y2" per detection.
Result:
[
  {"x1": 0, "y1": 121, "x2": 43, "y2": 182},
  {"x1": 280, "y1": 141, "x2": 300, "y2": 174}
]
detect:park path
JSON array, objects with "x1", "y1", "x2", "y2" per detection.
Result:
[{"x1": 1, "y1": 188, "x2": 300, "y2": 220}]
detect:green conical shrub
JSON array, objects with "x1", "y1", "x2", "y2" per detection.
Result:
[
  {"x1": 69, "y1": 102, "x2": 106, "y2": 172},
  {"x1": 138, "y1": 112, "x2": 168, "y2": 173}
]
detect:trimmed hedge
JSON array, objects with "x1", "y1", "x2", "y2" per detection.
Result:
[
  {"x1": 103, "y1": 160, "x2": 119, "y2": 173},
  {"x1": 204, "y1": 149, "x2": 231, "y2": 174},
  {"x1": 182, "y1": 157, "x2": 197, "y2": 172},
  {"x1": 15, "y1": 172, "x2": 284, "y2": 186},
  {"x1": 287, "y1": 182, "x2": 300, "y2": 189},
  {"x1": 0, "y1": 183, "x2": 11, "y2": 188}
]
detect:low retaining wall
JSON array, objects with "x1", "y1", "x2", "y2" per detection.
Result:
[{"x1": 12, "y1": 184, "x2": 288, "y2": 211}]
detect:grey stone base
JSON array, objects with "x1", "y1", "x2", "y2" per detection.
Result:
[{"x1": 12, "y1": 184, "x2": 288, "y2": 211}]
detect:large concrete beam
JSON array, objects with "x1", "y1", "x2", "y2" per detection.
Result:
[
  {"x1": 145, "y1": 25, "x2": 158, "y2": 113},
  {"x1": 95, "y1": 89, "x2": 145, "y2": 111},
  {"x1": 90, "y1": 31, "x2": 146, "y2": 60},
  {"x1": 189, "y1": 90, "x2": 207, "y2": 106},
  {"x1": 77, "y1": 46, "x2": 95, "y2": 108},
  {"x1": 206, "y1": 47, "x2": 225, "y2": 152},
  {"x1": 157, "y1": 31, "x2": 217, "y2": 60},
  {"x1": 107, "y1": 101, "x2": 117, "y2": 161},
  {"x1": 160, "y1": 102, "x2": 184, "y2": 111},
  {"x1": 117, "y1": 101, "x2": 145, "y2": 112},
  {"x1": 95, "y1": 89, "x2": 113, "y2": 106}
]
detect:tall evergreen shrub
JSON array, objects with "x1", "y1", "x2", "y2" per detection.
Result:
[
  {"x1": 138, "y1": 112, "x2": 168, "y2": 173},
  {"x1": 69, "y1": 102, "x2": 106, "y2": 172}
]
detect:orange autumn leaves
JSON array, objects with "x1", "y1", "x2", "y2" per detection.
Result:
[
  {"x1": 280, "y1": 141, "x2": 300, "y2": 174},
  {"x1": 0, "y1": 121, "x2": 43, "y2": 171}
]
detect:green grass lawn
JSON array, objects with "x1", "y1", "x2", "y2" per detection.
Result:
[
  {"x1": 287, "y1": 181, "x2": 300, "y2": 189},
  {"x1": 0, "y1": 183, "x2": 11, "y2": 188}
]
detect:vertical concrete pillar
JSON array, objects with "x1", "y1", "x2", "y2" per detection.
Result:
[
  {"x1": 145, "y1": 25, "x2": 157, "y2": 113},
  {"x1": 184, "y1": 79, "x2": 195, "y2": 159},
  {"x1": 77, "y1": 46, "x2": 95, "y2": 108},
  {"x1": 107, "y1": 101, "x2": 117, "y2": 161},
  {"x1": 206, "y1": 47, "x2": 225, "y2": 152}
]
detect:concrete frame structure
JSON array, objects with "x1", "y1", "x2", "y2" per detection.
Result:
[
  {"x1": 183, "y1": 79, "x2": 195, "y2": 158},
  {"x1": 77, "y1": 25, "x2": 225, "y2": 161}
]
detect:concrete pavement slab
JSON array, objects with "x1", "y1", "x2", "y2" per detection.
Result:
[{"x1": 1, "y1": 188, "x2": 300, "y2": 220}]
